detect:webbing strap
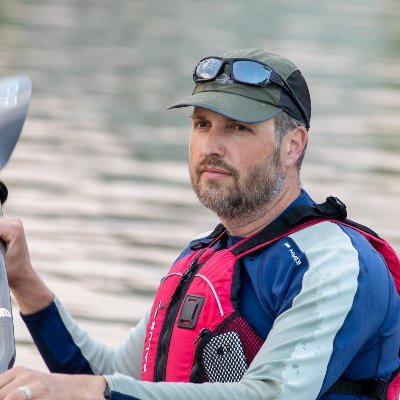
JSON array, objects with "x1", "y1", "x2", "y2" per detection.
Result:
[
  {"x1": 232, "y1": 196, "x2": 349, "y2": 256},
  {"x1": 327, "y1": 378, "x2": 388, "y2": 399},
  {"x1": 190, "y1": 224, "x2": 226, "y2": 251}
]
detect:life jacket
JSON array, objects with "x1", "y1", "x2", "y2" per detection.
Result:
[{"x1": 140, "y1": 197, "x2": 400, "y2": 399}]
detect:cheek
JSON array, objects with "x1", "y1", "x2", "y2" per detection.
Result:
[
  {"x1": 189, "y1": 134, "x2": 202, "y2": 161},
  {"x1": 188, "y1": 137, "x2": 199, "y2": 171},
  {"x1": 239, "y1": 146, "x2": 269, "y2": 168},
  {"x1": 188, "y1": 135, "x2": 195, "y2": 156}
]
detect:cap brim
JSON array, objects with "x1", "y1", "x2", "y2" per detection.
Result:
[{"x1": 168, "y1": 91, "x2": 282, "y2": 123}]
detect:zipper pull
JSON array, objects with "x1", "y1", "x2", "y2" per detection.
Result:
[
  {"x1": 183, "y1": 260, "x2": 198, "y2": 279},
  {"x1": 194, "y1": 328, "x2": 211, "y2": 345},
  {"x1": 175, "y1": 261, "x2": 197, "y2": 293}
]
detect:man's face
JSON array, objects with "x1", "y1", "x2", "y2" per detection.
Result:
[{"x1": 189, "y1": 107, "x2": 286, "y2": 220}]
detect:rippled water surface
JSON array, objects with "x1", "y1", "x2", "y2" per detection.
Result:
[{"x1": 1, "y1": 0, "x2": 399, "y2": 369}]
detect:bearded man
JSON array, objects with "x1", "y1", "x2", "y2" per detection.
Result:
[{"x1": 0, "y1": 49, "x2": 399, "y2": 400}]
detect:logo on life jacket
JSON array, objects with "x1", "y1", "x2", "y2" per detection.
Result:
[{"x1": 283, "y1": 242, "x2": 302, "y2": 266}]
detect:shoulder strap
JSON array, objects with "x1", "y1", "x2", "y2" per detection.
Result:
[
  {"x1": 232, "y1": 196, "x2": 348, "y2": 256},
  {"x1": 189, "y1": 223, "x2": 226, "y2": 251},
  {"x1": 191, "y1": 197, "x2": 349, "y2": 253}
]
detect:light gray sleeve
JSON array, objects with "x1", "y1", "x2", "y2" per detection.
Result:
[
  {"x1": 54, "y1": 298, "x2": 149, "y2": 378},
  {"x1": 105, "y1": 373, "x2": 282, "y2": 400}
]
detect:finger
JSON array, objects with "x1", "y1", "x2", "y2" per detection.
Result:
[
  {"x1": 16, "y1": 386, "x2": 32, "y2": 400},
  {"x1": 3, "y1": 384, "x2": 34, "y2": 400},
  {"x1": 4, "y1": 387, "x2": 30, "y2": 400},
  {"x1": 0, "y1": 219, "x2": 22, "y2": 248},
  {"x1": 0, "y1": 367, "x2": 32, "y2": 400},
  {"x1": 0, "y1": 368, "x2": 15, "y2": 392}
]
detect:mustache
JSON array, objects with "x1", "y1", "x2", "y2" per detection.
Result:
[{"x1": 195, "y1": 155, "x2": 239, "y2": 179}]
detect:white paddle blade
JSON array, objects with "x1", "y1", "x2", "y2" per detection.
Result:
[{"x1": 0, "y1": 75, "x2": 32, "y2": 169}]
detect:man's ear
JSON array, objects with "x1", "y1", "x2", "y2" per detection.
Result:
[{"x1": 282, "y1": 126, "x2": 308, "y2": 167}]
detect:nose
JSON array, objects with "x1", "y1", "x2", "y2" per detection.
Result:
[{"x1": 201, "y1": 125, "x2": 225, "y2": 157}]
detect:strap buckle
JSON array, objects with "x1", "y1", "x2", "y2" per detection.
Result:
[{"x1": 314, "y1": 196, "x2": 347, "y2": 220}]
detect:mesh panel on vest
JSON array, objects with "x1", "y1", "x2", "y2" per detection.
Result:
[{"x1": 190, "y1": 312, "x2": 264, "y2": 383}]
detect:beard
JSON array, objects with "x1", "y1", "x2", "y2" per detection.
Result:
[{"x1": 190, "y1": 149, "x2": 286, "y2": 221}]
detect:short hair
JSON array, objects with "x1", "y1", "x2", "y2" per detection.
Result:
[{"x1": 274, "y1": 111, "x2": 308, "y2": 171}]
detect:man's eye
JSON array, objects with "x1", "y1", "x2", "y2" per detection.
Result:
[
  {"x1": 194, "y1": 120, "x2": 208, "y2": 128},
  {"x1": 232, "y1": 124, "x2": 249, "y2": 132}
]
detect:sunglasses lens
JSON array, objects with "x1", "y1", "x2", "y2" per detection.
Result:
[
  {"x1": 195, "y1": 58, "x2": 223, "y2": 80},
  {"x1": 232, "y1": 61, "x2": 272, "y2": 85}
]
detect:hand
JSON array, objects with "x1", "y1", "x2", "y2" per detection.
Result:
[
  {"x1": 0, "y1": 365, "x2": 106, "y2": 400},
  {"x1": 0, "y1": 220, "x2": 33, "y2": 290},
  {"x1": 0, "y1": 219, "x2": 54, "y2": 314}
]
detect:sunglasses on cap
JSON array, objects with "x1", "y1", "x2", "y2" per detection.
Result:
[{"x1": 193, "y1": 57, "x2": 310, "y2": 129}]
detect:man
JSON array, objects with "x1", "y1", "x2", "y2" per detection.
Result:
[{"x1": 0, "y1": 48, "x2": 399, "y2": 400}]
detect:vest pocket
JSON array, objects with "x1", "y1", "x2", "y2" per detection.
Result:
[{"x1": 190, "y1": 312, "x2": 264, "y2": 383}]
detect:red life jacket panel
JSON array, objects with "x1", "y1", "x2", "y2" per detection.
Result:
[{"x1": 140, "y1": 236, "x2": 265, "y2": 382}]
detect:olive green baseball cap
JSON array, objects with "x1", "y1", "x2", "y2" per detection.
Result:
[{"x1": 168, "y1": 48, "x2": 311, "y2": 129}]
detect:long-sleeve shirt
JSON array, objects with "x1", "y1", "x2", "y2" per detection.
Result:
[{"x1": 21, "y1": 191, "x2": 400, "y2": 399}]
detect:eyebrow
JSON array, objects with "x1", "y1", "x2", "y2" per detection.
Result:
[
  {"x1": 190, "y1": 112, "x2": 243, "y2": 125},
  {"x1": 190, "y1": 112, "x2": 203, "y2": 119},
  {"x1": 190, "y1": 113, "x2": 210, "y2": 122}
]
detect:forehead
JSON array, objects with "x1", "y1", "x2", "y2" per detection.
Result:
[
  {"x1": 191, "y1": 107, "x2": 238, "y2": 121},
  {"x1": 191, "y1": 106, "x2": 275, "y2": 129}
]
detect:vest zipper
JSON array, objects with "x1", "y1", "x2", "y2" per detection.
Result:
[
  {"x1": 154, "y1": 258, "x2": 205, "y2": 381},
  {"x1": 190, "y1": 328, "x2": 213, "y2": 382}
]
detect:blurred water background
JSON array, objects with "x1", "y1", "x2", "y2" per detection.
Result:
[{"x1": 0, "y1": 0, "x2": 399, "y2": 370}]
